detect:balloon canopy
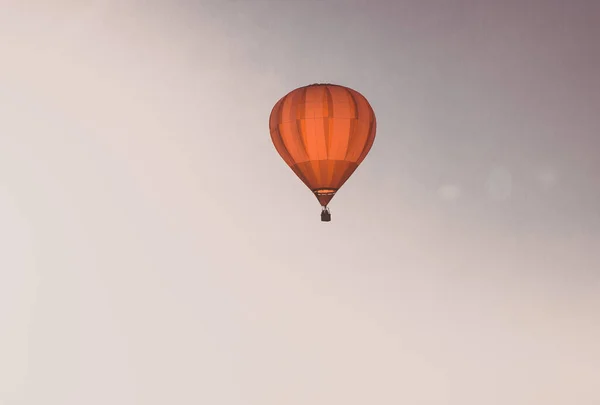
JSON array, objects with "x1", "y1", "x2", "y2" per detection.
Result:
[{"x1": 269, "y1": 83, "x2": 377, "y2": 220}]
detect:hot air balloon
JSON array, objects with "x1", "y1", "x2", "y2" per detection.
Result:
[{"x1": 269, "y1": 83, "x2": 377, "y2": 222}]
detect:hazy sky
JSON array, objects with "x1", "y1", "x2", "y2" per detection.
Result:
[{"x1": 1, "y1": 1, "x2": 599, "y2": 404}]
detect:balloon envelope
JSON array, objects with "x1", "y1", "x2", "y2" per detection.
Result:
[{"x1": 269, "y1": 83, "x2": 376, "y2": 207}]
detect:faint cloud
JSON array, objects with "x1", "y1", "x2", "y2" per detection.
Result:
[
  {"x1": 437, "y1": 184, "x2": 461, "y2": 202},
  {"x1": 537, "y1": 168, "x2": 559, "y2": 190},
  {"x1": 486, "y1": 167, "x2": 512, "y2": 201}
]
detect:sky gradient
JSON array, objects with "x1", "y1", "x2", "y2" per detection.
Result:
[{"x1": 1, "y1": 1, "x2": 599, "y2": 404}]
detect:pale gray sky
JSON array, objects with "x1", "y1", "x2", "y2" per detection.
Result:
[{"x1": 1, "y1": 1, "x2": 599, "y2": 404}]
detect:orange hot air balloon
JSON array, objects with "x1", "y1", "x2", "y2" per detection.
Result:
[{"x1": 269, "y1": 83, "x2": 377, "y2": 222}]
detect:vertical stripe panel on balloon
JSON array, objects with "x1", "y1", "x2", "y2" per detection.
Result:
[
  {"x1": 306, "y1": 87, "x2": 328, "y2": 161},
  {"x1": 279, "y1": 89, "x2": 309, "y2": 164},
  {"x1": 351, "y1": 89, "x2": 376, "y2": 164},
  {"x1": 356, "y1": 118, "x2": 376, "y2": 164},
  {"x1": 323, "y1": 86, "x2": 334, "y2": 159},
  {"x1": 269, "y1": 100, "x2": 295, "y2": 167}
]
